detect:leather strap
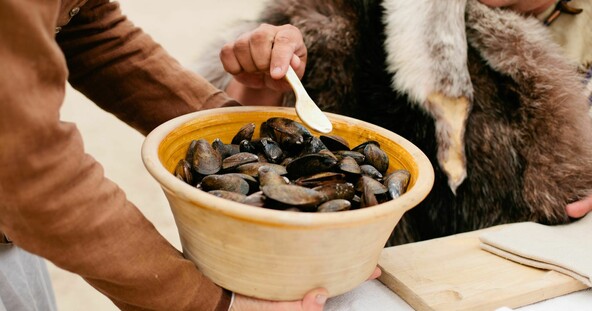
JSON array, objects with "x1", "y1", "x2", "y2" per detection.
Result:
[{"x1": 543, "y1": 0, "x2": 583, "y2": 26}]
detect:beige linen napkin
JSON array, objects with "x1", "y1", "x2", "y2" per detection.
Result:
[{"x1": 479, "y1": 214, "x2": 592, "y2": 287}]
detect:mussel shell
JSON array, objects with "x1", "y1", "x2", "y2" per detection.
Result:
[
  {"x1": 258, "y1": 165, "x2": 289, "y2": 188},
  {"x1": 239, "y1": 139, "x2": 258, "y2": 154},
  {"x1": 320, "y1": 134, "x2": 350, "y2": 151},
  {"x1": 176, "y1": 118, "x2": 400, "y2": 213},
  {"x1": 384, "y1": 169, "x2": 411, "y2": 199},
  {"x1": 174, "y1": 159, "x2": 194, "y2": 185},
  {"x1": 355, "y1": 175, "x2": 388, "y2": 195},
  {"x1": 212, "y1": 138, "x2": 239, "y2": 159},
  {"x1": 318, "y1": 149, "x2": 338, "y2": 160},
  {"x1": 201, "y1": 174, "x2": 250, "y2": 195},
  {"x1": 236, "y1": 162, "x2": 287, "y2": 178},
  {"x1": 257, "y1": 153, "x2": 269, "y2": 163},
  {"x1": 294, "y1": 172, "x2": 347, "y2": 188},
  {"x1": 266, "y1": 117, "x2": 312, "y2": 137},
  {"x1": 352, "y1": 140, "x2": 381, "y2": 153},
  {"x1": 279, "y1": 157, "x2": 294, "y2": 167},
  {"x1": 224, "y1": 173, "x2": 259, "y2": 191},
  {"x1": 313, "y1": 182, "x2": 355, "y2": 201},
  {"x1": 222, "y1": 152, "x2": 259, "y2": 171},
  {"x1": 185, "y1": 140, "x2": 198, "y2": 163},
  {"x1": 192, "y1": 138, "x2": 222, "y2": 175},
  {"x1": 242, "y1": 191, "x2": 266, "y2": 207},
  {"x1": 266, "y1": 117, "x2": 311, "y2": 152},
  {"x1": 338, "y1": 156, "x2": 362, "y2": 175},
  {"x1": 361, "y1": 143, "x2": 389, "y2": 174},
  {"x1": 317, "y1": 199, "x2": 351, "y2": 213},
  {"x1": 231, "y1": 122, "x2": 256, "y2": 145},
  {"x1": 259, "y1": 121, "x2": 275, "y2": 139},
  {"x1": 360, "y1": 164, "x2": 383, "y2": 180},
  {"x1": 334, "y1": 150, "x2": 365, "y2": 165},
  {"x1": 286, "y1": 153, "x2": 338, "y2": 179},
  {"x1": 208, "y1": 190, "x2": 247, "y2": 203},
  {"x1": 298, "y1": 136, "x2": 327, "y2": 156},
  {"x1": 351, "y1": 194, "x2": 361, "y2": 210},
  {"x1": 360, "y1": 183, "x2": 379, "y2": 208},
  {"x1": 256, "y1": 137, "x2": 284, "y2": 163},
  {"x1": 261, "y1": 184, "x2": 326, "y2": 209}
]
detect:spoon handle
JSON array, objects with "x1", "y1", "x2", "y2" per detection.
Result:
[
  {"x1": 285, "y1": 66, "x2": 305, "y2": 99},
  {"x1": 284, "y1": 66, "x2": 333, "y2": 134}
]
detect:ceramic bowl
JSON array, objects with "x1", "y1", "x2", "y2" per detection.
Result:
[{"x1": 141, "y1": 106, "x2": 434, "y2": 300}]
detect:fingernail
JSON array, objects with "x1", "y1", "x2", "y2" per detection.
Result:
[
  {"x1": 272, "y1": 66, "x2": 282, "y2": 76},
  {"x1": 315, "y1": 294, "x2": 327, "y2": 305}
]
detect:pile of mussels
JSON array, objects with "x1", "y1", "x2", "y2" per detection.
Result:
[{"x1": 173, "y1": 117, "x2": 411, "y2": 212}]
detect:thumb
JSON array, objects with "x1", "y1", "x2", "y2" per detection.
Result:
[
  {"x1": 566, "y1": 197, "x2": 592, "y2": 218},
  {"x1": 300, "y1": 288, "x2": 328, "y2": 311}
]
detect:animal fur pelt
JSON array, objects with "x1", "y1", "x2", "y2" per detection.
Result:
[{"x1": 197, "y1": 0, "x2": 592, "y2": 245}]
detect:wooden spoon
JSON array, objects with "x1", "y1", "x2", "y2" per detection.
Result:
[{"x1": 285, "y1": 65, "x2": 333, "y2": 133}]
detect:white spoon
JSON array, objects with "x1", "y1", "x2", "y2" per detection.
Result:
[{"x1": 284, "y1": 66, "x2": 333, "y2": 133}]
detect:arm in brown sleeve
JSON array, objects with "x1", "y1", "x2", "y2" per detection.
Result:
[
  {"x1": 56, "y1": 0, "x2": 239, "y2": 136},
  {"x1": 0, "y1": 0, "x2": 230, "y2": 310}
]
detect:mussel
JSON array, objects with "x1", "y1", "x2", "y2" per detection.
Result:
[{"x1": 173, "y1": 117, "x2": 409, "y2": 213}]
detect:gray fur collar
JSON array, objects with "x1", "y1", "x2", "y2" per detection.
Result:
[{"x1": 381, "y1": 0, "x2": 586, "y2": 193}]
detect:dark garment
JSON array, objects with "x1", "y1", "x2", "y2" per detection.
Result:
[{"x1": 0, "y1": 0, "x2": 235, "y2": 310}]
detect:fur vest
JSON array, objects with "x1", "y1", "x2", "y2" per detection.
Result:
[{"x1": 198, "y1": 0, "x2": 592, "y2": 245}]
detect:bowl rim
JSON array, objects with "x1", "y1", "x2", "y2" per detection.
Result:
[{"x1": 141, "y1": 106, "x2": 434, "y2": 227}]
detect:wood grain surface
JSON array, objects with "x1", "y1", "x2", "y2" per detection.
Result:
[{"x1": 378, "y1": 225, "x2": 589, "y2": 311}]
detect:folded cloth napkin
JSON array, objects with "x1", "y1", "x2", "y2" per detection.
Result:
[{"x1": 479, "y1": 214, "x2": 592, "y2": 287}]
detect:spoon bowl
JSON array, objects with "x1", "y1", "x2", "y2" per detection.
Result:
[{"x1": 285, "y1": 66, "x2": 333, "y2": 133}]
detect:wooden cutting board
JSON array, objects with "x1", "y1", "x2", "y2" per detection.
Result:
[{"x1": 378, "y1": 225, "x2": 589, "y2": 311}]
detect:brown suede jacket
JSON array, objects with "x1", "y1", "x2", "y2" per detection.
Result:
[{"x1": 0, "y1": 0, "x2": 236, "y2": 310}]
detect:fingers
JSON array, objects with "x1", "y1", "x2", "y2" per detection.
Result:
[
  {"x1": 367, "y1": 267, "x2": 382, "y2": 280},
  {"x1": 269, "y1": 25, "x2": 306, "y2": 79},
  {"x1": 249, "y1": 24, "x2": 276, "y2": 74},
  {"x1": 220, "y1": 41, "x2": 243, "y2": 75},
  {"x1": 220, "y1": 32, "x2": 258, "y2": 75},
  {"x1": 566, "y1": 195, "x2": 592, "y2": 218},
  {"x1": 299, "y1": 267, "x2": 379, "y2": 311},
  {"x1": 300, "y1": 288, "x2": 328, "y2": 311},
  {"x1": 233, "y1": 32, "x2": 259, "y2": 73},
  {"x1": 220, "y1": 24, "x2": 306, "y2": 80},
  {"x1": 231, "y1": 288, "x2": 328, "y2": 311}
]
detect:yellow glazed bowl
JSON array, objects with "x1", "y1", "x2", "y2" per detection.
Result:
[{"x1": 141, "y1": 106, "x2": 434, "y2": 301}]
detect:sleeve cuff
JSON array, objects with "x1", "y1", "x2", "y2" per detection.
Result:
[{"x1": 203, "y1": 91, "x2": 242, "y2": 110}]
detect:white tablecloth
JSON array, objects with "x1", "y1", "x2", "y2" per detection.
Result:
[{"x1": 326, "y1": 280, "x2": 592, "y2": 310}]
